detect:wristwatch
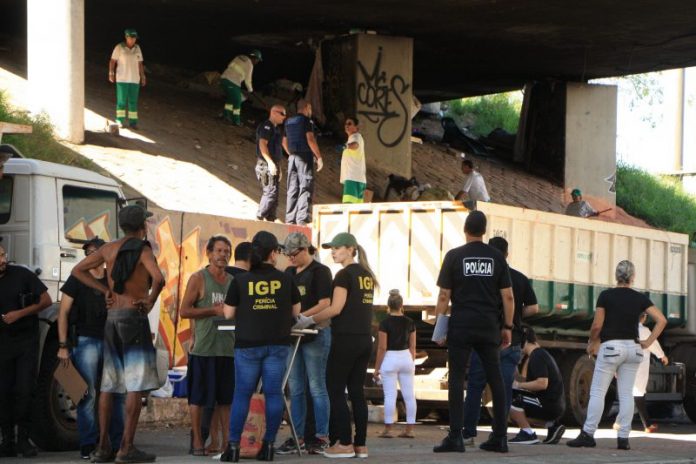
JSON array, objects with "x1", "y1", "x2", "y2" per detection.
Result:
[
  {"x1": 503, "y1": 323, "x2": 513, "y2": 330},
  {"x1": 58, "y1": 341, "x2": 71, "y2": 349}
]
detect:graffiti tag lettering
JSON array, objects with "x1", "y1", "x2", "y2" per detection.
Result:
[{"x1": 357, "y1": 47, "x2": 410, "y2": 148}]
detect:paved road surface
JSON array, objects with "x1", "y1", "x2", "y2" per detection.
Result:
[{"x1": 5, "y1": 423, "x2": 695, "y2": 464}]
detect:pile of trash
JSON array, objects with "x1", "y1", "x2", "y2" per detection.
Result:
[{"x1": 383, "y1": 174, "x2": 454, "y2": 202}]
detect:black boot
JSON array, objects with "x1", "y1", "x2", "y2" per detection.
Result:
[
  {"x1": 479, "y1": 434, "x2": 508, "y2": 453},
  {"x1": 220, "y1": 442, "x2": 240, "y2": 462},
  {"x1": 617, "y1": 437, "x2": 630, "y2": 450},
  {"x1": 0, "y1": 427, "x2": 17, "y2": 458},
  {"x1": 256, "y1": 440, "x2": 274, "y2": 461},
  {"x1": 433, "y1": 430, "x2": 465, "y2": 453},
  {"x1": 16, "y1": 428, "x2": 37, "y2": 458}
]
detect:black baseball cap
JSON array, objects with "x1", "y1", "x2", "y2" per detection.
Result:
[
  {"x1": 118, "y1": 204, "x2": 153, "y2": 231},
  {"x1": 82, "y1": 237, "x2": 106, "y2": 251},
  {"x1": 252, "y1": 231, "x2": 283, "y2": 252}
]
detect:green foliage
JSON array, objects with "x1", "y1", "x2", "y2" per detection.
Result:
[
  {"x1": 446, "y1": 93, "x2": 521, "y2": 137},
  {"x1": 0, "y1": 91, "x2": 95, "y2": 170},
  {"x1": 617, "y1": 162, "x2": 696, "y2": 237}
]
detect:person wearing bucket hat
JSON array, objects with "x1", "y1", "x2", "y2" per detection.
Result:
[
  {"x1": 275, "y1": 233, "x2": 333, "y2": 455},
  {"x1": 220, "y1": 50, "x2": 263, "y2": 126},
  {"x1": 565, "y1": 188, "x2": 599, "y2": 218},
  {"x1": 109, "y1": 28, "x2": 146, "y2": 130},
  {"x1": 57, "y1": 236, "x2": 125, "y2": 460},
  {"x1": 567, "y1": 260, "x2": 667, "y2": 451},
  {"x1": 293, "y1": 232, "x2": 378, "y2": 458},
  {"x1": 221, "y1": 231, "x2": 301, "y2": 462}
]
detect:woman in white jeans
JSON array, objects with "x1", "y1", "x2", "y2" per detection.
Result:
[
  {"x1": 567, "y1": 260, "x2": 667, "y2": 450},
  {"x1": 373, "y1": 289, "x2": 417, "y2": 438}
]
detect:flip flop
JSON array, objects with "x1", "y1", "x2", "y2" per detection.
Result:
[
  {"x1": 205, "y1": 447, "x2": 221, "y2": 456},
  {"x1": 192, "y1": 448, "x2": 206, "y2": 457},
  {"x1": 398, "y1": 432, "x2": 415, "y2": 438},
  {"x1": 378, "y1": 430, "x2": 394, "y2": 438}
]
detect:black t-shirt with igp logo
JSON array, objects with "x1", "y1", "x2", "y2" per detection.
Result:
[
  {"x1": 331, "y1": 263, "x2": 374, "y2": 335},
  {"x1": 225, "y1": 263, "x2": 301, "y2": 348},
  {"x1": 437, "y1": 241, "x2": 511, "y2": 339}
]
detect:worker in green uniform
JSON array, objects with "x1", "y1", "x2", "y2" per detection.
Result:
[
  {"x1": 220, "y1": 50, "x2": 262, "y2": 126},
  {"x1": 109, "y1": 29, "x2": 146, "y2": 129}
]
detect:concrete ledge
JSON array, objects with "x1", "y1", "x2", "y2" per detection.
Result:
[{"x1": 140, "y1": 397, "x2": 190, "y2": 426}]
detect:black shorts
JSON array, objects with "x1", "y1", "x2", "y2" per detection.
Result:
[
  {"x1": 511, "y1": 389, "x2": 564, "y2": 422},
  {"x1": 187, "y1": 355, "x2": 235, "y2": 407}
]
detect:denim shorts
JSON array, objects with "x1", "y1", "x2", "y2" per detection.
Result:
[{"x1": 101, "y1": 309, "x2": 160, "y2": 394}]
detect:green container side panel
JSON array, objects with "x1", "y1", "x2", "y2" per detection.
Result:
[{"x1": 529, "y1": 279, "x2": 686, "y2": 331}]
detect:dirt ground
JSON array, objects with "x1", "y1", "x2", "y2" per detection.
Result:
[{"x1": 0, "y1": 49, "x2": 651, "y2": 227}]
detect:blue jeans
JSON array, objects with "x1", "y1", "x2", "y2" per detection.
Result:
[
  {"x1": 287, "y1": 328, "x2": 331, "y2": 439},
  {"x1": 462, "y1": 344, "x2": 522, "y2": 437},
  {"x1": 228, "y1": 345, "x2": 290, "y2": 443},
  {"x1": 72, "y1": 336, "x2": 125, "y2": 448}
]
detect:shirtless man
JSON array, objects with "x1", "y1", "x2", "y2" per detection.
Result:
[{"x1": 72, "y1": 205, "x2": 164, "y2": 463}]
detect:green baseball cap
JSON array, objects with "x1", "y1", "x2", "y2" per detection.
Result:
[
  {"x1": 250, "y1": 49, "x2": 263, "y2": 61},
  {"x1": 321, "y1": 232, "x2": 358, "y2": 249},
  {"x1": 124, "y1": 28, "x2": 138, "y2": 38},
  {"x1": 571, "y1": 188, "x2": 582, "y2": 197}
]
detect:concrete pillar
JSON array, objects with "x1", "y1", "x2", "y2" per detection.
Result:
[
  {"x1": 323, "y1": 34, "x2": 414, "y2": 178},
  {"x1": 565, "y1": 83, "x2": 617, "y2": 217},
  {"x1": 27, "y1": 0, "x2": 84, "y2": 143}
]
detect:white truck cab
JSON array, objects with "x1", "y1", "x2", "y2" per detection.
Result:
[{"x1": 0, "y1": 153, "x2": 125, "y2": 450}]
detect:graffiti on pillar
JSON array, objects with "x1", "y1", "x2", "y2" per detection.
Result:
[
  {"x1": 357, "y1": 47, "x2": 410, "y2": 148},
  {"x1": 605, "y1": 172, "x2": 616, "y2": 193}
]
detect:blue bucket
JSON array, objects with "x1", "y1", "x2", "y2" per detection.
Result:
[{"x1": 168, "y1": 369, "x2": 188, "y2": 398}]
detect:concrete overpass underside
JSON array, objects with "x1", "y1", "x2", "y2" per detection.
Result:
[{"x1": 3, "y1": 0, "x2": 696, "y2": 101}]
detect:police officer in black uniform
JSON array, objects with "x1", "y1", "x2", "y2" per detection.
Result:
[
  {"x1": 283, "y1": 99, "x2": 324, "y2": 226},
  {"x1": 255, "y1": 105, "x2": 287, "y2": 222},
  {"x1": 0, "y1": 241, "x2": 52, "y2": 458},
  {"x1": 432, "y1": 211, "x2": 515, "y2": 454}
]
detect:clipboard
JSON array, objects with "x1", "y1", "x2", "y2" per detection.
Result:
[{"x1": 53, "y1": 359, "x2": 88, "y2": 405}]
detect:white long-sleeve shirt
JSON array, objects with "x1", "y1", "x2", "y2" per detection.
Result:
[
  {"x1": 633, "y1": 323, "x2": 666, "y2": 396},
  {"x1": 221, "y1": 55, "x2": 254, "y2": 92}
]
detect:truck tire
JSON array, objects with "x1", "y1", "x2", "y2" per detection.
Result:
[
  {"x1": 559, "y1": 351, "x2": 595, "y2": 426},
  {"x1": 30, "y1": 336, "x2": 79, "y2": 451},
  {"x1": 669, "y1": 344, "x2": 696, "y2": 424},
  {"x1": 557, "y1": 350, "x2": 619, "y2": 426}
]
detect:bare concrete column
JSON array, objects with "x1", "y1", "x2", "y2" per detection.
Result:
[{"x1": 27, "y1": 0, "x2": 84, "y2": 143}]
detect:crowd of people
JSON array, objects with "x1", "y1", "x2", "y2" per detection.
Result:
[{"x1": 0, "y1": 199, "x2": 672, "y2": 462}]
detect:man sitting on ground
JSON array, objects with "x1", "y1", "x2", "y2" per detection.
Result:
[{"x1": 509, "y1": 326, "x2": 566, "y2": 445}]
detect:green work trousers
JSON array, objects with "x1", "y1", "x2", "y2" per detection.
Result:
[
  {"x1": 116, "y1": 82, "x2": 140, "y2": 126},
  {"x1": 221, "y1": 78, "x2": 242, "y2": 125}
]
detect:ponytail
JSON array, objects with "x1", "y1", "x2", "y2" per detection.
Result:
[
  {"x1": 387, "y1": 289, "x2": 402, "y2": 311},
  {"x1": 250, "y1": 244, "x2": 274, "y2": 270},
  {"x1": 356, "y1": 244, "x2": 379, "y2": 289}
]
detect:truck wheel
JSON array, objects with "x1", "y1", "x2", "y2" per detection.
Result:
[
  {"x1": 670, "y1": 344, "x2": 696, "y2": 424},
  {"x1": 559, "y1": 352, "x2": 595, "y2": 426},
  {"x1": 30, "y1": 337, "x2": 79, "y2": 451}
]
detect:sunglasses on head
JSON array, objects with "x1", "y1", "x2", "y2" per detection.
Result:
[{"x1": 274, "y1": 110, "x2": 287, "y2": 116}]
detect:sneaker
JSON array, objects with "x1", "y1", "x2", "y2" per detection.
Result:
[
  {"x1": 16, "y1": 436, "x2": 37, "y2": 458},
  {"x1": 354, "y1": 446, "x2": 368, "y2": 458},
  {"x1": 307, "y1": 438, "x2": 329, "y2": 455},
  {"x1": 510, "y1": 430, "x2": 539, "y2": 445},
  {"x1": 462, "y1": 431, "x2": 475, "y2": 446},
  {"x1": 542, "y1": 423, "x2": 566, "y2": 445},
  {"x1": 479, "y1": 434, "x2": 508, "y2": 453},
  {"x1": 275, "y1": 437, "x2": 304, "y2": 455},
  {"x1": 566, "y1": 430, "x2": 596, "y2": 448},
  {"x1": 81, "y1": 444, "x2": 96, "y2": 460},
  {"x1": 323, "y1": 443, "x2": 355, "y2": 458},
  {"x1": 617, "y1": 437, "x2": 630, "y2": 450}
]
